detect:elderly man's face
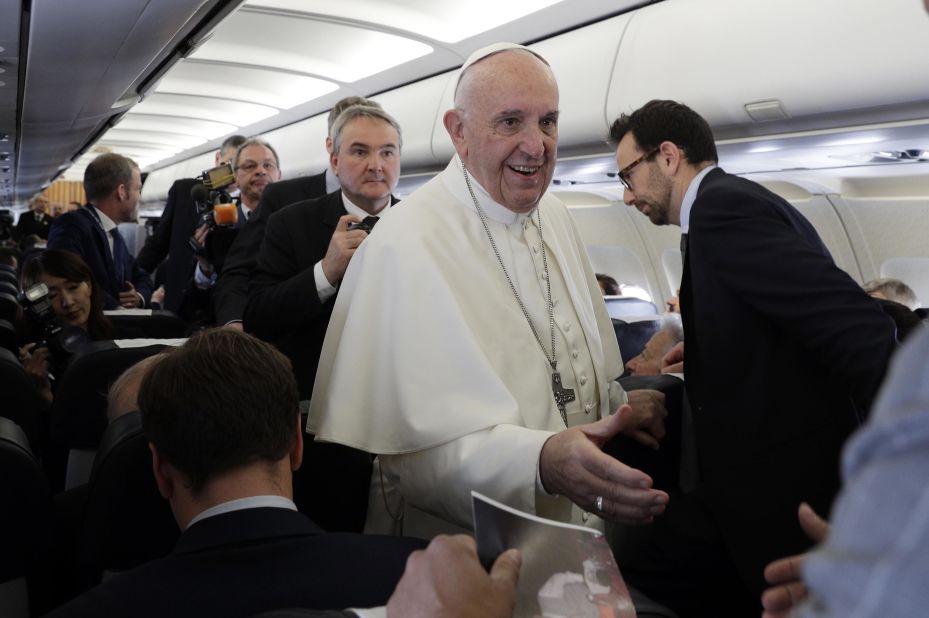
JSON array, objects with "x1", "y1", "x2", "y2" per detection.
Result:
[
  {"x1": 32, "y1": 196, "x2": 49, "y2": 213},
  {"x1": 332, "y1": 116, "x2": 401, "y2": 214},
  {"x1": 452, "y1": 52, "x2": 559, "y2": 213},
  {"x1": 626, "y1": 329, "x2": 678, "y2": 376},
  {"x1": 235, "y1": 144, "x2": 281, "y2": 206}
]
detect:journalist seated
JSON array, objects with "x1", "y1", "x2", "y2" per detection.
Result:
[
  {"x1": 17, "y1": 250, "x2": 113, "y2": 404},
  {"x1": 46, "y1": 328, "x2": 424, "y2": 618}
]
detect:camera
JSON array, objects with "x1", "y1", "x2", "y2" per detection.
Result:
[
  {"x1": 18, "y1": 282, "x2": 89, "y2": 361},
  {"x1": 188, "y1": 162, "x2": 240, "y2": 273}
]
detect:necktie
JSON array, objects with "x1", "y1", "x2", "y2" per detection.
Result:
[
  {"x1": 680, "y1": 232, "x2": 689, "y2": 265},
  {"x1": 110, "y1": 228, "x2": 129, "y2": 286},
  {"x1": 362, "y1": 215, "x2": 380, "y2": 230}
]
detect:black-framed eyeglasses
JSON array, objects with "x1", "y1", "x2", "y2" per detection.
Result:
[{"x1": 617, "y1": 148, "x2": 659, "y2": 191}]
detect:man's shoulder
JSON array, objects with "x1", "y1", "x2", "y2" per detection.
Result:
[
  {"x1": 267, "y1": 191, "x2": 341, "y2": 228},
  {"x1": 262, "y1": 173, "x2": 328, "y2": 212}
]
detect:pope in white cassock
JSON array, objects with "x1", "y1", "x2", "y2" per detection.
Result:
[{"x1": 307, "y1": 43, "x2": 669, "y2": 536}]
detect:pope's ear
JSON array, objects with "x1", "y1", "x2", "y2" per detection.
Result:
[{"x1": 443, "y1": 109, "x2": 466, "y2": 148}]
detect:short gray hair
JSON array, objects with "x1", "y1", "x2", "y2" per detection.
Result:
[
  {"x1": 233, "y1": 138, "x2": 280, "y2": 171},
  {"x1": 84, "y1": 153, "x2": 139, "y2": 202},
  {"x1": 330, "y1": 105, "x2": 403, "y2": 153},
  {"x1": 863, "y1": 278, "x2": 919, "y2": 310},
  {"x1": 327, "y1": 97, "x2": 381, "y2": 135}
]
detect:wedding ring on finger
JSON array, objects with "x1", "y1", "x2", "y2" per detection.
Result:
[{"x1": 595, "y1": 495, "x2": 604, "y2": 513}]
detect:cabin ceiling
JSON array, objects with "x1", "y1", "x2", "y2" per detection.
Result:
[{"x1": 3, "y1": 0, "x2": 650, "y2": 208}]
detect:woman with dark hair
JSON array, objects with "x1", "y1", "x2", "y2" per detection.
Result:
[{"x1": 18, "y1": 249, "x2": 113, "y2": 402}]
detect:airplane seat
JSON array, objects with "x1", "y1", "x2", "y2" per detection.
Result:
[
  {"x1": 604, "y1": 296, "x2": 659, "y2": 321},
  {"x1": 0, "y1": 347, "x2": 46, "y2": 449},
  {"x1": 915, "y1": 307, "x2": 928, "y2": 321},
  {"x1": 612, "y1": 318, "x2": 663, "y2": 369},
  {"x1": 103, "y1": 309, "x2": 187, "y2": 339},
  {"x1": 0, "y1": 416, "x2": 53, "y2": 618},
  {"x1": 48, "y1": 341, "x2": 173, "y2": 492},
  {"x1": 79, "y1": 411, "x2": 178, "y2": 588}
]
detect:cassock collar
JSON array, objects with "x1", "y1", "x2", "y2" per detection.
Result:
[
  {"x1": 443, "y1": 154, "x2": 532, "y2": 226},
  {"x1": 679, "y1": 164, "x2": 716, "y2": 234}
]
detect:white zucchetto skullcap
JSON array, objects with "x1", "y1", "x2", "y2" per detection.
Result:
[{"x1": 454, "y1": 42, "x2": 550, "y2": 97}]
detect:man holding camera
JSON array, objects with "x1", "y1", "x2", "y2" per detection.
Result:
[{"x1": 137, "y1": 135, "x2": 246, "y2": 315}]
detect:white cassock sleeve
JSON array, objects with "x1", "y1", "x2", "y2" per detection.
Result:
[{"x1": 380, "y1": 424, "x2": 572, "y2": 529}]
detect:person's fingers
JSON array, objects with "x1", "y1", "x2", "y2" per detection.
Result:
[
  {"x1": 489, "y1": 549, "x2": 521, "y2": 588},
  {"x1": 798, "y1": 502, "x2": 829, "y2": 543}
]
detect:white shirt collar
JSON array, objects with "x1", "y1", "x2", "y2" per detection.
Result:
[
  {"x1": 679, "y1": 165, "x2": 717, "y2": 234},
  {"x1": 186, "y1": 495, "x2": 297, "y2": 529},
  {"x1": 341, "y1": 191, "x2": 392, "y2": 219},
  {"x1": 443, "y1": 154, "x2": 532, "y2": 226},
  {"x1": 325, "y1": 167, "x2": 340, "y2": 194},
  {"x1": 93, "y1": 206, "x2": 119, "y2": 234}
]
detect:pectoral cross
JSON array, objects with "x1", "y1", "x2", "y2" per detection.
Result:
[{"x1": 551, "y1": 365, "x2": 575, "y2": 426}]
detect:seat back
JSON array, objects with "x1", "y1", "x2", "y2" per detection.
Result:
[
  {"x1": 79, "y1": 411, "x2": 178, "y2": 587},
  {"x1": 0, "y1": 417, "x2": 52, "y2": 618},
  {"x1": 103, "y1": 310, "x2": 187, "y2": 338},
  {"x1": 0, "y1": 348, "x2": 45, "y2": 448},
  {"x1": 612, "y1": 318, "x2": 664, "y2": 369},
  {"x1": 48, "y1": 341, "x2": 170, "y2": 490}
]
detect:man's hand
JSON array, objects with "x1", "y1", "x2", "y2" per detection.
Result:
[
  {"x1": 387, "y1": 535, "x2": 520, "y2": 618},
  {"x1": 119, "y1": 281, "x2": 142, "y2": 308},
  {"x1": 150, "y1": 285, "x2": 166, "y2": 307},
  {"x1": 761, "y1": 502, "x2": 830, "y2": 618},
  {"x1": 622, "y1": 389, "x2": 667, "y2": 449},
  {"x1": 321, "y1": 214, "x2": 369, "y2": 285},
  {"x1": 539, "y1": 408, "x2": 669, "y2": 523},
  {"x1": 193, "y1": 224, "x2": 214, "y2": 280},
  {"x1": 660, "y1": 341, "x2": 684, "y2": 374}
]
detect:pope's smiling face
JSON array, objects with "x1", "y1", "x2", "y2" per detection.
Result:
[{"x1": 449, "y1": 51, "x2": 560, "y2": 214}]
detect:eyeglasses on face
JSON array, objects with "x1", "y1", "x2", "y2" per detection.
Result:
[{"x1": 617, "y1": 147, "x2": 659, "y2": 190}]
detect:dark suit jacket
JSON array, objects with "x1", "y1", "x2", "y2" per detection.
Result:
[
  {"x1": 680, "y1": 168, "x2": 896, "y2": 596},
  {"x1": 15, "y1": 210, "x2": 51, "y2": 240},
  {"x1": 137, "y1": 178, "x2": 200, "y2": 314},
  {"x1": 47, "y1": 206, "x2": 153, "y2": 310},
  {"x1": 47, "y1": 507, "x2": 425, "y2": 618},
  {"x1": 215, "y1": 172, "x2": 328, "y2": 325}
]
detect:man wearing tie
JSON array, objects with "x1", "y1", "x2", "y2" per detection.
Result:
[
  {"x1": 48, "y1": 153, "x2": 152, "y2": 309},
  {"x1": 245, "y1": 105, "x2": 402, "y2": 400},
  {"x1": 244, "y1": 105, "x2": 402, "y2": 534}
]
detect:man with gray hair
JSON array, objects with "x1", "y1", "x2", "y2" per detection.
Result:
[
  {"x1": 863, "y1": 277, "x2": 920, "y2": 310},
  {"x1": 308, "y1": 44, "x2": 667, "y2": 541},
  {"x1": 245, "y1": 104, "x2": 403, "y2": 532},
  {"x1": 215, "y1": 96, "x2": 382, "y2": 328}
]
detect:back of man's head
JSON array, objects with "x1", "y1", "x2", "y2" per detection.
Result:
[
  {"x1": 138, "y1": 329, "x2": 299, "y2": 494},
  {"x1": 218, "y1": 134, "x2": 248, "y2": 163},
  {"x1": 327, "y1": 96, "x2": 382, "y2": 136},
  {"x1": 84, "y1": 153, "x2": 138, "y2": 203},
  {"x1": 609, "y1": 100, "x2": 718, "y2": 166},
  {"x1": 107, "y1": 353, "x2": 166, "y2": 422}
]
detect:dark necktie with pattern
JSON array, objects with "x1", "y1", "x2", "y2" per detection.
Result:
[
  {"x1": 362, "y1": 215, "x2": 379, "y2": 230},
  {"x1": 680, "y1": 232, "x2": 689, "y2": 264},
  {"x1": 110, "y1": 228, "x2": 129, "y2": 286}
]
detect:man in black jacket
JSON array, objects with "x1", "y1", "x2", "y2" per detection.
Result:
[
  {"x1": 215, "y1": 96, "x2": 382, "y2": 328},
  {"x1": 47, "y1": 328, "x2": 424, "y2": 618},
  {"x1": 136, "y1": 135, "x2": 246, "y2": 315},
  {"x1": 608, "y1": 100, "x2": 896, "y2": 615}
]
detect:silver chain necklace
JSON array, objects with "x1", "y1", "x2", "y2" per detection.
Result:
[{"x1": 461, "y1": 160, "x2": 576, "y2": 425}]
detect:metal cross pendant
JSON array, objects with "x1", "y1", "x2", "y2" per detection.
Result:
[{"x1": 551, "y1": 369, "x2": 576, "y2": 425}]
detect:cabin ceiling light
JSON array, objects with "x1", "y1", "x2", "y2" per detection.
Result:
[
  {"x1": 192, "y1": 11, "x2": 432, "y2": 82},
  {"x1": 244, "y1": 0, "x2": 564, "y2": 43},
  {"x1": 744, "y1": 100, "x2": 789, "y2": 123}
]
